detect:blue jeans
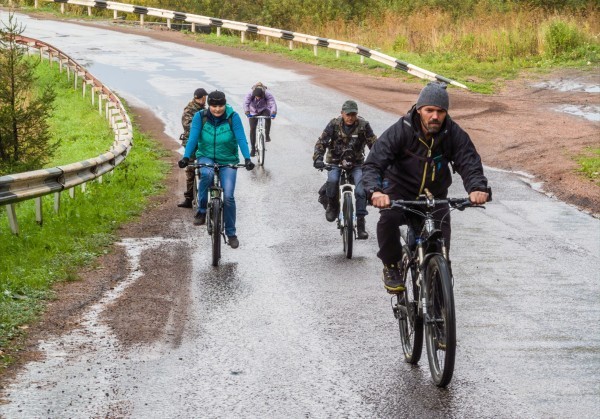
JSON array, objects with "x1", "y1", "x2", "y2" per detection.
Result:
[
  {"x1": 197, "y1": 157, "x2": 238, "y2": 237},
  {"x1": 326, "y1": 166, "x2": 367, "y2": 217}
]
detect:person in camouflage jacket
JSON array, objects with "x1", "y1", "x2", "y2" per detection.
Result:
[
  {"x1": 312, "y1": 100, "x2": 377, "y2": 240},
  {"x1": 178, "y1": 88, "x2": 207, "y2": 208}
]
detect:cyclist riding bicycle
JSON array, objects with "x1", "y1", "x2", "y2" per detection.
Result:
[
  {"x1": 177, "y1": 88, "x2": 207, "y2": 208},
  {"x1": 313, "y1": 100, "x2": 377, "y2": 240},
  {"x1": 178, "y1": 90, "x2": 255, "y2": 249},
  {"x1": 243, "y1": 82, "x2": 277, "y2": 157},
  {"x1": 362, "y1": 82, "x2": 489, "y2": 292}
]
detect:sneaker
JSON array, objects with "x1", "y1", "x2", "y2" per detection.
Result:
[
  {"x1": 325, "y1": 198, "x2": 338, "y2": 222},
  {"x1": 382, "y1": 263, "x2": 405, "y2": 293},
  {"x1": 228, "y1": 235, "x2": 239, "y2": 248},
  {"x1": 177, "y1": 198, "x2": 193, "y2": 208},
  {"x1": 193, "y1": 212, "x2": 206, "y2": 226}
]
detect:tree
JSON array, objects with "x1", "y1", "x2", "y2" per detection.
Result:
[{"x1": 0, "y1": 12, "x2": 57, "y2": 175}]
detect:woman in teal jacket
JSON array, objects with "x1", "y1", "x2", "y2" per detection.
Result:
[{"x1": 178, "y1": 90, "x2": 254, "y2": 249}]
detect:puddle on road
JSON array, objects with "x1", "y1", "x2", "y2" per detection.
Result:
[
  {"x1": 554, "y1": 104, "x2": 600, "y2": 122},
  {"x1": 0, "y1": 236, "x2": 182, "y2": 418},
  {"x1": 532, "y1": 79, "x2": 600, "y2": 122}
]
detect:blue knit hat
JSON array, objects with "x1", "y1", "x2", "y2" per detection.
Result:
[{"x1": 416, "y1": 82, "x2": 449, "y2": 111}]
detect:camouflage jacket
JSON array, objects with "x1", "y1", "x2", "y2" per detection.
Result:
[
  {"x1": 181, "y1": 100, "x2": 205, "y2": 146},
  {"x1": 313, "y1": 116, "x2": 377, "y2": 164}
]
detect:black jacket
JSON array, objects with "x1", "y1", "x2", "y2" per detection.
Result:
[{"x1": 362, "y1": 106, "x2": 488, "y2": 200}]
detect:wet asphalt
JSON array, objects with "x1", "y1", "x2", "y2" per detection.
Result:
[{"x1": 1, "y1": 12, "x2": 599, "y2": 418}]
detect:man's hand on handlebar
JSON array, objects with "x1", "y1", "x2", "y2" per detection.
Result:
[
  {"x1": 371, "y1": 191, "x2": 390, "y2": 208},
  {"x1": 469, "y1": 190, "x2": 489, "y2": 205},
  {"x1": 313, "y1": 158, "x2": 325, "y2": 170}
]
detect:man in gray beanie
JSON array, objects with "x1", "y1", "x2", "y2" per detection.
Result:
[{"x1": 362, "y1": 81, "x2": 490, "y2": 293}]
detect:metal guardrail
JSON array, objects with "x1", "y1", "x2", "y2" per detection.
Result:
[
  {"x1": 0, "y1": 35, "x2": 133, "y2": 235},
  {"x1": 37, "y1": 0, "x2": 468, "y2": 89}
]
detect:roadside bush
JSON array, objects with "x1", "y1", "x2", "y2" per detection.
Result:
[{"x1": 542, "y1": 19, "x2": 587, "y2": 58}]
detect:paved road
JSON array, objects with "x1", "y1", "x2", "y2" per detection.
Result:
[{"x1": 1, "y1": 13, "x2": 599, "y2": 418}]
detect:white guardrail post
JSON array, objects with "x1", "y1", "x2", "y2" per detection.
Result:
[
  {"x1": 0, "y1": 35, "x2": 133, "y2": 235},
  {"x1": 38, "y1": 0, "x2": 468, "y2": 89}
]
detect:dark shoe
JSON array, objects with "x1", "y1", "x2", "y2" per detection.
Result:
[
  {"x1": 177, "y1": 198, "x2": 193, "y2": 208},
  {"x1": 250, "y1": 148, "x2": 256, "y2": 157},
  {"x1": 228, "y1": 235, "x2": 239, "y2": 249},
  {"x1": 357, "y1": 217, "x2": 368, "y2": 240},
  {"x1": 382, "y1": 263, "x2": 405, "y2": 293},
  {"x1": 325, "y1": 203, "x2": 338, "y2": 222},
  {"x1": 265, "y1": 136, "x2": 271, "y2": 142},
  {"x1": 193, "y1": 212, "x2": 206, "y2": 226},
  {"x1": 318, "y1": 193, "x2": 328, "y2": 210}
]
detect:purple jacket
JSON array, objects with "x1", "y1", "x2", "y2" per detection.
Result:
[{"x1": 243, "y1": 90, "x2": 277, "y2": 115}]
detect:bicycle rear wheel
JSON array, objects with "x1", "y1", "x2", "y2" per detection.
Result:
[
  {"x1": 210, "y1": 198, "x2": 222, "y2": 267},
  {"x1": 342, "y1": 193, "x2": 353, "y2": 259},
  {"x1": 258, "y1": 131, "x2": 265, "y2": 166},
  {"x1": 397, "y1": 245, "x2": 423, "y2": 364},
  {"x1": 424, "y1": 255, "x2": 456, "y2": 387}
]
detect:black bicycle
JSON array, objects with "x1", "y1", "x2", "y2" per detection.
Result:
[
  {"x1": 317, "y1": 162, "x2": 357, "y2": 259},
  {"x1": 189, "y1": 162, "x2": 246, "y2": 266},
  {"x1": 390, "y1": 189, "x2": 490, "y2": 387}
]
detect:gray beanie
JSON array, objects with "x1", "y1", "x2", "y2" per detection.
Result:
[{"x1": 416, "y1": 82, "x2": 449, "y2": 111}]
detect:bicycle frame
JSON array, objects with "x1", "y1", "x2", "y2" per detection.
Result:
[
  {"x1": 337, "y1": 168, "x2": 356, "y2": 234},
  {"x1": 250, "y1": 115, "x2": 270, "y2": 166}
]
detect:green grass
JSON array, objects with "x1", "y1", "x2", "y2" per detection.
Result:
[
  {"x1": 0, "y1": 56, "x2": 169, "y2": 368},
  {"x1": 577, "y1": 148, "x2": 600, "y2": 185}
]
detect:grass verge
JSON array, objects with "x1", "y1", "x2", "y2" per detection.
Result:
[{"x1": 0, "y1": 55, "x2": 169, "y2": 369}]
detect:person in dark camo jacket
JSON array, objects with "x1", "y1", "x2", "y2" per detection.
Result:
[
  {"x1": 312, "y1": 100, "x2": 377, "y2": 240},
  {"x1": 177, "y1": 88, "x2": 207, "y2": 208}
]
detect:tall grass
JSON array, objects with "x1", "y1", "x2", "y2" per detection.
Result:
[{"x1": 0, "y1": 57, "x2": 168, "y2": 367}]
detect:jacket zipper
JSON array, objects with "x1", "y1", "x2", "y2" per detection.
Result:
[{"x1": 417, "y1": 137, "x2": 433, "y2": 197}]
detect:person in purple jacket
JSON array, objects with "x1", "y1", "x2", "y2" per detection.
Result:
[{"x1": 243, "y1": 82, "x2": 278, "y2": 157}]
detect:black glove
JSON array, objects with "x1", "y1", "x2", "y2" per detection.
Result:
[
  {"x1": 245, "y1": 158, "x2": 255, "y2": 171},
  {"x1": 313, "y1": 158, "x2": 325, "y2": 169},
  {"x1": 178, "y1": 157, "x2": 189, "y2": 168}
]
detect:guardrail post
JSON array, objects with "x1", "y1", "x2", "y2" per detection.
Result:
[
  {"x1": 217, "y1": 27, "x2": 221, "y2": 37},
  {"x1": 88, "y1": 7, "x2": 92, "y2": 17},
  {"x1": 35, "y1": 0, "x2": 38, "y2": 8},
  {"x1": 289, "y1": 41, "x2": 293, "y2": 50},
  {"x1": 61, "y1": 3, "x2": 65, "y2": 14},
  {"x1": 140, "y1": 14, "x2": 144, "y2": 27},
  {"x1": 191, "y1": 23, "x2": 196, "y2": 32},
  {"x1": 167, "y1": 18, "x2": 171, "y2": 29},
  {"x1": 265, "y1": 36, "x2": 269, "y2": 45},
  {"x1": 69, "y1": 187, "x2": 75, "y2": 199},
  {"x1": 360, "y1": 56, "x2": 364, "y2": 64},
  {"x1": 241, "y1": 32, "x2": 245, "y2": 43},
  {"x1": 54, "y1": 192, "x2": 60, "y2": 213},
  {"x1": 114, "y1": 10, "x2": 118, "y2": 20},
  {"x1": 6, "y1": 204, "x2": 18, "y2": 235},
  {"x1": 35, "y1": 197, "x2": 43, "y2": 225},
  {"x1": 313, "y1": 45, "x2": 318, "y2": 56}
]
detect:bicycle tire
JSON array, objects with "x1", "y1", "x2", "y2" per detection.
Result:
[
  {"x1": 342, "y1": 193, "x2": 353, "y2": 259},
  {"x1": 211, "y1": 198, "x2": 222, "y2": 267},
  {"x1": 192, "y1": 173, "x2": 199, "y2": 210},
  {"x1": 397, "y1": 245, "x2": 423, "y2": 364},
  {"x1": 258, "y1": 131, "x2": 265, "y2": 166},
  {"x1": 424, "y1": 255, "x2": 456, "y2": 387}
]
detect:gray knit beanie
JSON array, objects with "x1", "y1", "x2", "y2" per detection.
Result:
[{"x1": 416, "y1": 82, "x2": 449, "y2": 111}]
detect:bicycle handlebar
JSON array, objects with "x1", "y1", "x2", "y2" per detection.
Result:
[
  {"x1": 248, "y1": 115, "x2": 272, "y2": 119},
  {"x1": 187, "y1": 162, "x2": 246, "y2": 169}
]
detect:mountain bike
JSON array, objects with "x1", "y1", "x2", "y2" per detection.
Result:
[
  {"x1": 390, "y1": 189, "x2": 490, "y2": 387},
  {"x1": 249, "y1": 115, "x2": 270, "y2": 167},
  {"x1": 189, "y1": 162, "x2": 246, "y2": 266},
  {"x1": 317, "y1": 162, "x2": 357, "y2": 259}
]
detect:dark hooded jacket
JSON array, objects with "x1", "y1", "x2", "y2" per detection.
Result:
[{"x1": 362, "y1": 105, "x2": 488, "y2": 200}]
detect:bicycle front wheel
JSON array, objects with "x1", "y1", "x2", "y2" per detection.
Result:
[
  {"x1": 210, "y1": 198, "x2": 222, "y2": 267},
  {"x1": 342, "y1": 194, "x2": 353, "y2": 259},
  {"x1": 258, "y1": 132, "x2": 265, "y2": 166},
  {"x1": 192, "y1": 173, "x2": 199, "y2": 210},
  {"x1": 424, "y1": 255, "x2": 456, "y2": 387},
  {"x1": 397, "y1": 245, "x2": 423, "y2": 364}
]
